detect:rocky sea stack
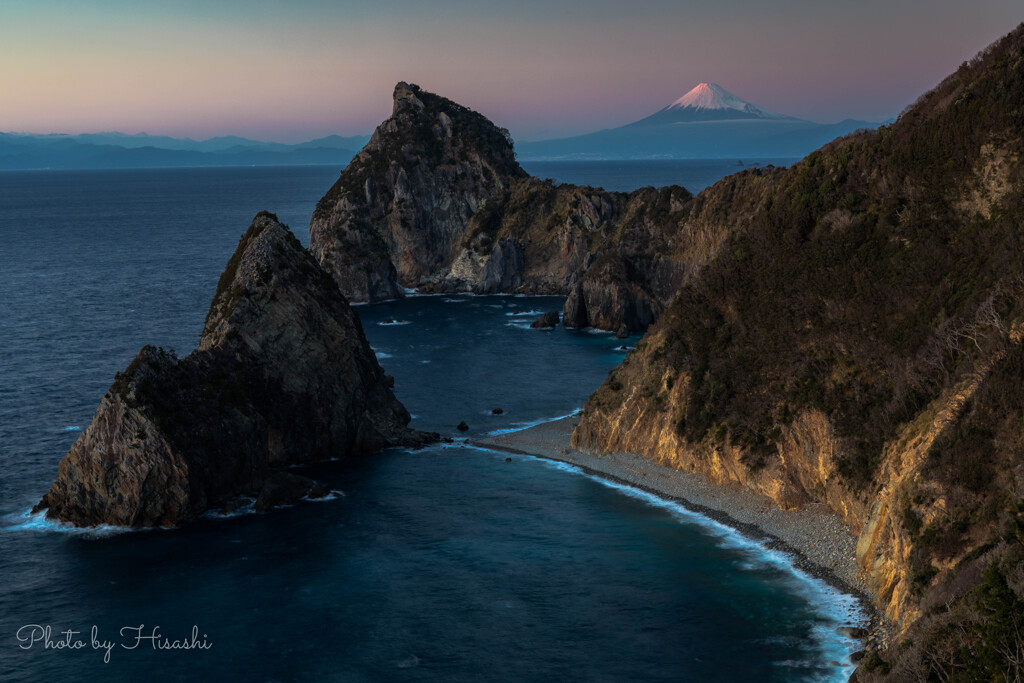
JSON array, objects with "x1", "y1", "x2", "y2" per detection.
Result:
[
  {"x1": 309, "y1": 81, "x2": 527, "y2": 303},
  {"x1": 309, "y1": 82, "x2": 749, "y2": 334},
  {"x1": 35, "y1": 213, "x2": 435, "y2": 527}
]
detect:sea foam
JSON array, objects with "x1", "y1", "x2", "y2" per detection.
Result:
[
  {"x1": 6, "y1": 509, "x2": 133, "y2": 538},
  {"x1": 546, "y1": 463, "x2": 868, "y2": 681}
]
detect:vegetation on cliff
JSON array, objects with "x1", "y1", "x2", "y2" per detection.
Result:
[{"x1": 575, "y1": 23, "x2": 1024, "y2": 679}]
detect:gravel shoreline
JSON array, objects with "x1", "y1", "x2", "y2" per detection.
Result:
[{"x1": 474, "y1": 415, "x2": 895, "y2": 651}]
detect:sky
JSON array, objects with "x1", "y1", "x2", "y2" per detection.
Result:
[{"x1": 1, "y1": 0, "x2": 1021, "y2": 143}]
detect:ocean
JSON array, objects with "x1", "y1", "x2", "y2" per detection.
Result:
[{"x1": 0, "y1": 162, "x2": 862, "y2": 682}]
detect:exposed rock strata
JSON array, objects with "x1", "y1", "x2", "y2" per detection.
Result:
[
  {"x1": 310, "y1": 82, "x2": 526, "y2": 303},
  {"x1": 35, "y1": 213, "x2": 434, "y2": 527}
]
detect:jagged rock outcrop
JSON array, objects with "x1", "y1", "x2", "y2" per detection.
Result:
[
  {"x1": 310, "y1": 82, "x2": 526, "y2": 302},
  {"x1": 562, "y1": 258, "x2": 659, "y2": 331},
  {"x1": 573, "y1": 22, "x2": 1024, "y2": 677},
  {"x1": 308, "y1": 82, "x2": 741, "y2": 333},
  {"x1": 530, "y1": 311, "x2": 559, "y2": 329},
  {"x1": 478, "y1": 238, "x2": 524, "y2": 293},
  {"x1": 35, "y1": 213, "x2": 435, "y2": 528}
]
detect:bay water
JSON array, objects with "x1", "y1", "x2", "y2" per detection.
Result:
[{"x1": 0, "y1": 163, "x2": 861, "y2": 682}]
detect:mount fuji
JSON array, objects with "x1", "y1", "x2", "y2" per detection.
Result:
[
  {"x1": 627, "y1": 82, "x2": 797, "y2": 125},
  {"x1": 516, "y1": 83, "x2": 885, "y2": 161}
]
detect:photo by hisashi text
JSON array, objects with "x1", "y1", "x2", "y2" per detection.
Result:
[{"x1": 15, "y1": 624, "x2": 212, "y2": 663}]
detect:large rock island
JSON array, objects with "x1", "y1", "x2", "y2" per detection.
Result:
[
  {"x1": 34, "y1": 213, "x2": 435, "y2": 527},
  {"x1": 309, "y1": 82, "x2": 766, "y2": 333}
]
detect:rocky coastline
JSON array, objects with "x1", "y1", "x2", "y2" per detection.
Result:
[{"x1": 476, "y1": 416, "x2": 896, "y2": 652}]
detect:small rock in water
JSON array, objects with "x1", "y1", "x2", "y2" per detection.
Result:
[
  {"x1": 307, "y1": 483, "x2": 331, "y2": 500},
  {"x1": 505, "y1": 457, "x2": 512, "y2": 462},
  {"x1": 615, "y1": 324, "x2": 629, "y2": 339},
  {"x1": 255, "y1": 472, "x2": 323, "y2": 512},
  {"x1": 491, "y1": 408, "x2": 503, "y2": 415},
  {"x1": 530, "y1": 311, "x2": 559, "y2": 329},
  {"x1": 457, "y1": 421, "x2": 469, "y2": 431},
  {"x1": 219, "y1": 497, "x2": 252, "y2": 516}
]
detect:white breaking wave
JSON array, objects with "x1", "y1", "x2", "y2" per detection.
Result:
[
  {"x1": 483, "y1": 408, "x2": 583, "y2": 437},
  {"x1": 6, "y1": 509, "x2": 134, "y2": 537},
  {"x1": 536, "y1": 461, "x2": 868, "y2": 682}
]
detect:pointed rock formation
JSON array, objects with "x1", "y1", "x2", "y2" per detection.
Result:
[
  {"x1": 35, "y1": 213, "x2": 435, "y2": 527},
  {"x1": 310, "y1": 82, "x2": 527, "y2": 302},
  {"x1": 308, "y1": 82, "x2": 747, "y2": 334}
]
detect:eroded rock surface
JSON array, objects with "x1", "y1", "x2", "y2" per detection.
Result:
[
  {"x1": 309, "y1": 82, "x2": 743, "y2": 333},
  {"x1": 35, "y1": 213, "x2": 435, "y2": 527}
]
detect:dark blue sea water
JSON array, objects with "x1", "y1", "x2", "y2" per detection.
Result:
[{"x1": 0, "y1": 165, "x2": 861, "y2": 683}]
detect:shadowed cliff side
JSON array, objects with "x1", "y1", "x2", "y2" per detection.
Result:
[
  {"x1": 309, "y1": 82, "x2": 527, "y2": 303},
  {"x1": 574, "y1": 23, "x2": 1024, "y2": 678},
  {"x1": 309, "y1": 82, "x2": 772, "y2": 333},
  {"x1": 35, "y1": 213, "x2": 435, "y2": 528}
]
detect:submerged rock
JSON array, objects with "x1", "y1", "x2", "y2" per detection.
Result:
[
  {"x1": 457, "y1": 421, "x2": 469, "y2": 431},
  {"x1": 34, "y1": 213, "x2": 436, "y2": 528},
  {"x1": 530, "y1": 311, "x2": 559, "y2": 328}
]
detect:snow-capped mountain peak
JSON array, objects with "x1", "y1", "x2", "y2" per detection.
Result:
[{"x1": 665, "y1": 83, "x2": 783, "y2": 119}]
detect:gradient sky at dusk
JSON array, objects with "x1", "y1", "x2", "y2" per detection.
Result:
[{"x1": 1, "y1": 0, "x2": 1021, "y2": 142}]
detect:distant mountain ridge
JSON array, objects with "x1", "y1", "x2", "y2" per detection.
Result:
[
  {"x1": 0, "y1": 131, "x2": 371, "y2": 170},
  {"x1": 517, "y1": 83, "x2": 886, "y2": 160}
]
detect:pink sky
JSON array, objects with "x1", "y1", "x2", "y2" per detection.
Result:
[{"x1": 1, "y1": 1, "x2": 1021, "y2": 142}]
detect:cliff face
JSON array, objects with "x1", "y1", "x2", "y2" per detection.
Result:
[
  {"x1": 35, "y1": 213, "x2": 434, "y2": 528},
  {"x1": 575, "y1": 22, "x2": 1024, "y2": 673},
  {"x1": 309, "y1": 82, "x2": 527, "y2": 302},
  {"x1": 309, "y1": 82, "x2": 752, "y2": 333}
]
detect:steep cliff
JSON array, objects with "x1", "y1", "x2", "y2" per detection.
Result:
[
  {"x1": 309, "y1": 82, "x2": 748, "y2": 333},
  {"x1": 309, "y1": 82, "x2": 527, "y2": 302},
  {"x1": 35, "y1": 213, "x2": 434, "y2": 527},
  {"x1": 575, "y1": 23, "x2": 1024, "y2": 676}
]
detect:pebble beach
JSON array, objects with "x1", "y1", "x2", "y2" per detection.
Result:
[{"x1": 476, "y1": 415, "x2": 895, "y2": 650}]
